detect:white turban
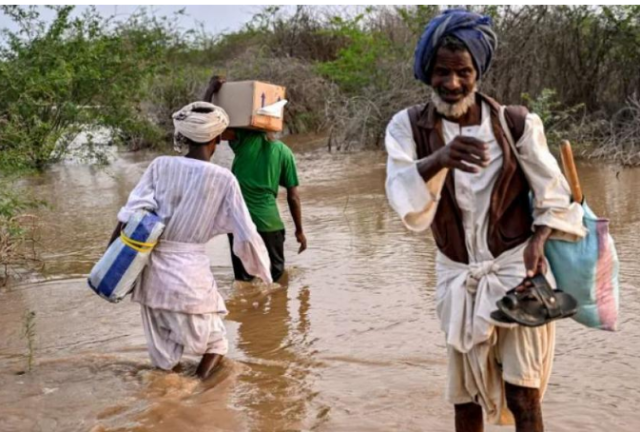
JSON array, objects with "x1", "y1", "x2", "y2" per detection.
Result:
[{"x1": 172, "y1": 101, "x2": 229, "y2": 150}]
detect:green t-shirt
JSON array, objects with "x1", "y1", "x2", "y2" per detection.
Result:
[{"x1": 229, "y1": 129, "x2": 299, "y2": 232}]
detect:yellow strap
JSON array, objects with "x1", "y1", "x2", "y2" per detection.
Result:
[{"x1": 120, "y1": 231, "x2": 157, "y2": 253}]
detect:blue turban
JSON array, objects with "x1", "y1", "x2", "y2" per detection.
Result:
[{"x1": 414, "y1": 9, "x2": 498, "y2": 85}]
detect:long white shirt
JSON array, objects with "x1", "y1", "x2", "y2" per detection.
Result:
[
  {"x1": 118, "y1": 156, "x2": 272, "y2": 314},
  {"x1": 385, "y1": 101, "x2": 587, "y2": 424},
  {"x1": 385, "y1": 101, "x2": 587, "y2": 352}
]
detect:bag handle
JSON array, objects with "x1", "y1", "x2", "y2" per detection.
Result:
[
  {"x1": 120, "y1": 230, "x2": 157, "y2": 253},
  {"x1": 499, "y1": 107, "x2": 583, "y2": 204},
  {"x1": 499, "y1": 106, "x2": 523, "y2": 164}
]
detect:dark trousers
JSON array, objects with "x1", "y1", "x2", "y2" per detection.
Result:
[{"x1": 228, "y1": 230, "x2": 285, "y2": 283}]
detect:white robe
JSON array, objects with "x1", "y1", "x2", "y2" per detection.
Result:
[
  {"x1": 118, "y1": 156, "x2": 272, "y2": 368},
  {"x1": 385, "y1": 101, "x2": 587, "y2": 423},
  {"x1": 118, "y1": 156, "x2": 272, "y2": 315}
]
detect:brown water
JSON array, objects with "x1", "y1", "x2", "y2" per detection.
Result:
[{"x1": 1, "y1": 139, "x2": 639, "y2": 432}]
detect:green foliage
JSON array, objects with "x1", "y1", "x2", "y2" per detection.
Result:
[
  {"x1": 1, "y1": 5, "x2": 640, "y2": 168},
  {"x1": 0, "y1": 185, "x2": 42, "y2": 235},
  {"x1": 0, "y1": 6, "x2": 174, "y2": 172},
  {"x1": 395, "y1": 5, "x2": 439, "y2": 35},
  {"x1": 0, "y1": 184, "x2": 43, "y2": 285},
  {"x1": 145, "y1": 64, "x2": 212, "y2": 133},
  {"x1": 316, "y1": 11, "x2": 395, "y2": 94},
  {"x1": 22, "y1": 311, "x2": 37, "y2": 373},
  {"x1": 522, "y1": 88, "x2": 563, "y2": 129},
  {"x1": 245, "y1": 6, "x2": 282, "y2": 33},
  {"x1": 522, "y1": 88, "x2": 585, "y2": 145}
]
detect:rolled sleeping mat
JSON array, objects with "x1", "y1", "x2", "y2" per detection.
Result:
[{"x1": 88, "y1": 210, "x2": 165, "y2": 303}]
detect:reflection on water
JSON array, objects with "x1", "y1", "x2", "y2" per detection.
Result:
[
  {"x1": 227, "y1": 275, "x2": 319, "y2": 431},
  {"x1": 1, "y1": 143, "x2": 639, "y2": 432}
]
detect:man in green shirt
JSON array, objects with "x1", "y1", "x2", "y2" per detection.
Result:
[{"x1": 204, "y1": 77, "x2": 307, "y2": 282}]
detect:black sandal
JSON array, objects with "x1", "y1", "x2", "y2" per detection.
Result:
[{"x1": 490, "y1": 274, "x2": 578, "y2": 327}]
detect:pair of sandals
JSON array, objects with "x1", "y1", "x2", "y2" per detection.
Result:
[{"x1": 491, "y1": 274, "x2": 578, "y2": 327}]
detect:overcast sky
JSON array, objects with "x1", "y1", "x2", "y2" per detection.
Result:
[{"x1": 0, "y1": 5, "x2": 279, "y2": 36}]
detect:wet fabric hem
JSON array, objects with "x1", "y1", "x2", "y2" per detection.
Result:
[{"x1": 502, "y1": 374, "x2": 541, "y2": 389}]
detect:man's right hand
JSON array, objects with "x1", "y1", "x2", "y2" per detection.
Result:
[
  {"x1": 435, "y1": 136, "x2": 490, "y2": 173},
  {"x1": 220, "y1": 129, "x2": 236, "y2": 141},
  {"x1": 203, "y1": 75, "x2": 225, "y2": 102},
  {"x1": 209, "y1": 75, "x2": 225, "y2": 93}
]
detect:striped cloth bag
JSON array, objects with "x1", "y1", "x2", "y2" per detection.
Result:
[
  {"x1": 544, "y1": 200, "x2": 620, "y2": 330},
  {"x1": 88, "y1": 210, "x2": 164, "y2": 303}
]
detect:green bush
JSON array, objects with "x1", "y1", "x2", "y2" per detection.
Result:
[
  {"x1": 316, "y1": 12, "x2": 394, "y2": 95},
  {"x1": 522, "y1": 88, "x2": 584, "y2": 146},
  {"x1": 0, "y1": 184, "x2": 43, "y2": 285},
  {"x1": 0, "y1": 6, "x2": 173, "y2": 171}
]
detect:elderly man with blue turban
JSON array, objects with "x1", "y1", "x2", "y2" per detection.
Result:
[{"x1": 385, "y1": 9, "x2": 586, "y2": 432}]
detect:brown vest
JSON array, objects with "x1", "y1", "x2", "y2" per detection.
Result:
[{"x1": 407, "y1": 93, "x2": 533, "y2": 264}]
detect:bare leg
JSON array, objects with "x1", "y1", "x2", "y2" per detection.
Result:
[
  {"x1": 455, "y1": 402, "x2": 484, "y2": 432},
  {"x1": 505, "y1": 382, "x2": 544, "y2": 432},
  {"x1": 195, "y1": 353, "x2": 224, "y2": 380}
]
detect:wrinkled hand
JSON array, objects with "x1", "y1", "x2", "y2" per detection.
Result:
[
  {"x1": 523, "y1": 237, "x2": 547, "y2": 278},
  {"x1": 296, "y1": 230, "x2": 307, "y2": 254},
  {"x1": 518, "y1": 233, "x2": 550, "y2": 292},
  {"x1": 436, "y1": 136, "x2": 490, "y2": 173}
]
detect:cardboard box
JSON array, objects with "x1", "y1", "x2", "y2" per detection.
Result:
[{"x1": 213, "y1": 81, "x2": 287, "y2": 132}]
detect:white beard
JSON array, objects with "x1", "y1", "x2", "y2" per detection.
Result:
[{"x1": 431, "y1": 85, "x2": 478, "y2": 119}]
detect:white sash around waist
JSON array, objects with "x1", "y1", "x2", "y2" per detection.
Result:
[
  {"x1": 435, "y1": 243, "x2": 532, "y2": 353},
  {"x1": 154, "y1": 240, "x2": 207, "y2": 254}
]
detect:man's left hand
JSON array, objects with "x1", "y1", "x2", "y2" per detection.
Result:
[
  {"x1": 523, "y1": 236, "x2": 547, "y2": 278},
  {"x1": 296, "y1": 230, "x2": 307, "y2": 254},
  {"x1": 521, "y1": 225, "x2": 553, "y2": 290}
]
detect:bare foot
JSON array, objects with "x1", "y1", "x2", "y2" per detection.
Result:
[{"x1": 195, "y1": 354, "x2": 224, "y2": 380}]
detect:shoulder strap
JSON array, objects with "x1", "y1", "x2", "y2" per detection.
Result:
[
  {"x1": 407, "y1": 104, "x2": 424, "y2": 137},
  {"x1": 503, "y1": 105, "x2": 529, "y2": 144},
  {"x1": 407, "y1": 103, "x2": 429, "y2": 159},
  {"x1": 500, "y1": 106, "x2": 524, "y2": 163}
]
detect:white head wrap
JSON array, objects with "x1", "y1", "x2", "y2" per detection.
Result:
[{"x1": 172, "y1": 101, "x2": 229, "y2": 152}]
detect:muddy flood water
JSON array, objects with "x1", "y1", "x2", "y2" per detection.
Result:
[{"x1": 1, "y1": 138, "x2": 639, "y2": 432}]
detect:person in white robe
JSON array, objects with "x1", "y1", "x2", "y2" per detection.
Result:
[
  {"x1": 109, "y1": 101, "x2": 272, "y2": 380},
  {"x1": 386, "y1": 9, "x2": 586, "y2": 431}
]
